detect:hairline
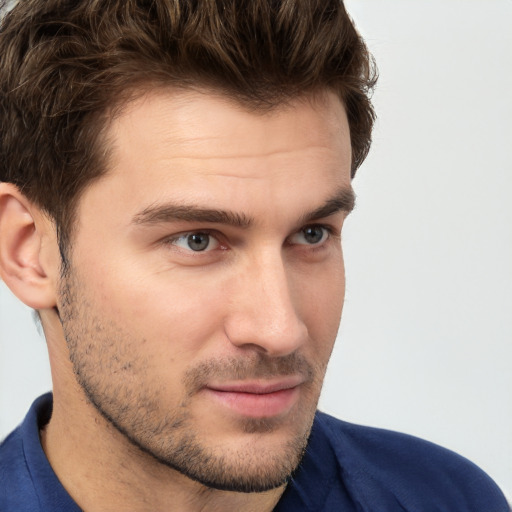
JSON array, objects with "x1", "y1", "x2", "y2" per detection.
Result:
[{"x1": 59, "y1": 83, "x2": 350, "y2": 257}]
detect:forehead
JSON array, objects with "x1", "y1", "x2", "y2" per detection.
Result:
[
  {"x1": 75, "y1": 88, "x2": 352, "y2": 229},
  {"x1": 106, "y1": 87, "x2": 351, "y2": 170}
]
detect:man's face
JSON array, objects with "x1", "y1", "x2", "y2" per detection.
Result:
[{"x1": 58, "y1": 89, "x2": 353, "y2": 492}]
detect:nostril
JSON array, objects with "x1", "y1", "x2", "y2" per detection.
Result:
[
  {"x1": 225, "y1": 257, "x2": 308, "y2": 355},
  {"x1": 225, "y1": 303, "x2": 308, "y2": 357}
]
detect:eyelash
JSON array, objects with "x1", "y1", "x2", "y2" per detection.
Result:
[
  {"x1": 287, "y1": 224, "x2": 335, "y2": 247},
  {"x1": 163, "y1": 229, "x2": 224, "y2": 253},
  {"x1": 162, "y1": 224, "x2": 336, "y2": 255}
]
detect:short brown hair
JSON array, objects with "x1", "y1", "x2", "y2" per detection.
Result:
[{"x1": 0, "y1": 0, "x2": 377, "y2": 249}]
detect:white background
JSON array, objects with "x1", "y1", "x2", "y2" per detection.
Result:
[{"x1": 1, "y1": 0, "x2": 511, "y2": 498}]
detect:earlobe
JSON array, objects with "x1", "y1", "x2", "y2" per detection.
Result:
[{"x1": 0, "y1": 183, "x2": 58, "y2": 310}]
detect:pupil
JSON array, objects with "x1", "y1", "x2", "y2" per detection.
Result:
[
  {"x1": 187, "y1": 233, "x2": 209, "y2": 251},
  {"x1": 304, "y1": 227, "x2": 323, "y2": 244}
]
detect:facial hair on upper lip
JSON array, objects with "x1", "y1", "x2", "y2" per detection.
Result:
[
  {"x1": 182, "y1": 352, "x2": 317, "y2": 397},
  {"x1": 56, "y1": 264, "x2": 330, "y2": 493}
]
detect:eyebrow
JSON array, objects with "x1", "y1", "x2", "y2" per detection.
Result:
[
  {"x1": 132, "y1": 203, "x2": 253, "y2": 228},
  {"x1": 299, "y1": 187, "x2": 355, "y2": 224},
  {"x1": 132, "y1": 186, "x2": 355, "y2": 228}
]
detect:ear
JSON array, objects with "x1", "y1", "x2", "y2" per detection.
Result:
[{"x1": 0, "y1": 183, "x2": 59, "y2": 309}]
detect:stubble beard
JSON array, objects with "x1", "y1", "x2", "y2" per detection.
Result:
[{"x1": 57, "y1": 266, "x2": 326, "y2": 493}]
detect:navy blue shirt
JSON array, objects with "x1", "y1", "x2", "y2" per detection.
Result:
[{"x1": 0, "y1": 393, "x2": 509, "y2": 511}]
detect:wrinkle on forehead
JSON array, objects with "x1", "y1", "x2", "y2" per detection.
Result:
[
  {"x1": 107, "y1": 87, "x2": 351, "y2": 163},
  {"x1": 77, "y1": 87, "x2": 353, "y2": 235}
]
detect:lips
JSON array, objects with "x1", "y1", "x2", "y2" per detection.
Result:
[{"x1": 204, "y1": 377, "x2": 303, "y2": 418}]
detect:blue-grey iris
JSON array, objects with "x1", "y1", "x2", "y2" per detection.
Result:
[
  {"x1": 303, "y1": 226, "x2": 324, "y2": 244},
  {"x1": 187, "y1": 233, "x2": 210, "y2": 251}
]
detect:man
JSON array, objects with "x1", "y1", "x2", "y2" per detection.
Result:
[{"x1": 0, "y1": 0, "x2": 508, "y2": 511}]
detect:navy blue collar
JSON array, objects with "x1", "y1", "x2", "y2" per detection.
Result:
[
  {"x1": 21, "y1": 393, "x2": 81, "y2": 511},
  {"x1": 21, "y1": 393, "x2": 336, "y2": 511}
]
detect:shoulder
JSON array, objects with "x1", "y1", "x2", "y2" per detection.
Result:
[
  {"x1": 0, "y1": 424, "x2": 39, "y2": 510},
  {"x1": 0, "y1": 393, "x2": 60, "y2": 512},
  {"x1": 310, "y1": 411, "x2": 509, "y2": 511},
  {"x1": 0, "y1": 394, "x2": 81, "y2": 512}
]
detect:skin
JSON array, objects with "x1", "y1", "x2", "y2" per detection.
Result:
[{"x1": 0, "y1": 88, "x2": 353, "y2": 511}]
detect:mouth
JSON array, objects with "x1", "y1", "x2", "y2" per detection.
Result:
[{"x1": 204, "y1": 377, "x2": 304, "y2": 418}]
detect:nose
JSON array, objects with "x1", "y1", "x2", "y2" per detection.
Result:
[{"x1": 224, "y1": 250, "x2": 309, "y2": 357}]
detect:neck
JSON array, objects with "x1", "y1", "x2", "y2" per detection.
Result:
[
  {"x1": 39, "y1": 311, "x2": 286, "y2": 511},
  {"x1": 40, "y1": 391, "x2": 285, "y2": 512}
]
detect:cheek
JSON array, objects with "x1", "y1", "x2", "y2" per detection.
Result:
[
  {"x1": 89, "y1": 264, "x2": 228, "y2": 358},
  {"x1": 295, "y1": 257, "x2": 345, "y2": 348}
]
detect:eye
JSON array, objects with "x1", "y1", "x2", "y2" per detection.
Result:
[
  {"x1": 169, "y1": 232, "x2": 219, "y2": 252},
  {"x1": 289, "y1": 225, "x2": 330, "y2": 246}
]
